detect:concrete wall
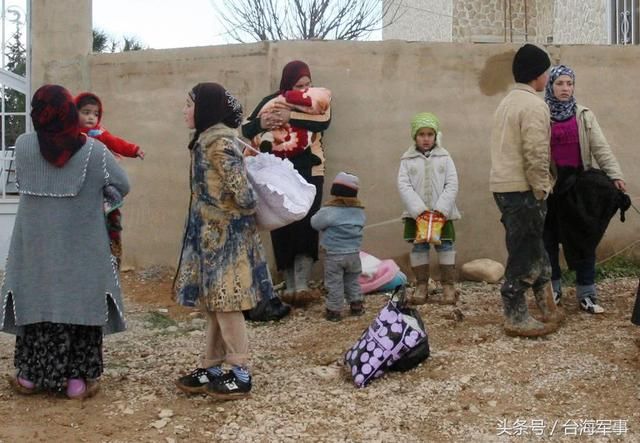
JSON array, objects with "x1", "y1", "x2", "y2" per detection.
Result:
[
  {"x1": 36, "y1": 41, "x2": 640, "y2": 274},
  {"x1": 30, "y1": 0, "x2": 92, "y2": 92},
  {"x1": 29, "y1": 4, "x2": 640, "y2": 275}
]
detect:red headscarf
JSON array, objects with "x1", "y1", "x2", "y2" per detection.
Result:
[
  {"x1": 30, "y1": 84, "x2": 85, "y2": 167},
  {"x1": 279, "y1": 60, "x2": 311, "y2": 92},
  {"x1": 188, "y1": 82, "x2": 243, "y2": 150}
]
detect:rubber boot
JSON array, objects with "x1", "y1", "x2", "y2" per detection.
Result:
[
  {"x1": 439, "y1": 265, "x2": 458, "y2": 305},
  {"x1": 502, "y1": 291, "x2": 559, "y2": 338},
  {"x1": 408, "y1": 265, "x2": 429, "y2": 305},
  {"x1": 281, "y1": 268, "x2": 296, "y2": 304},
  {"x1": 533, "y1": 282, "x2": 565, "y2": 325},
  {"x1": 294, "y1": 255, "x2": 315, "y2": 306}
]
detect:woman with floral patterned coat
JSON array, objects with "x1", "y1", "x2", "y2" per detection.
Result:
[{"x1": 173, "y1": 82, "x2": 268, "y2": 400}]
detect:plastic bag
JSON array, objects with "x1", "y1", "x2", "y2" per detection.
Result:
[
  {"x1": 414, "y1": 210, "x2": 445, "y2": 245},
  {"x1": 244, "y1": 151, "x2": 316, "y2": 231}
]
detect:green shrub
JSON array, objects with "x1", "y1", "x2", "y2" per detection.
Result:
[{"x1": 561, "y1": 255, "x2": 640, "y2": 284}]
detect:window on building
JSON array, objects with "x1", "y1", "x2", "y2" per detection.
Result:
[
  {"x1": 611, "y1": 0, "x2": 639, "y2": 44},
  {"x1": 0, "y1": 2, "x2": 29, "y2": 198}
]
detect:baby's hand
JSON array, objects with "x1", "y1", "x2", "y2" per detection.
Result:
[{"x1": 137, "y1": 149, "x2": 145, "y2": 160}]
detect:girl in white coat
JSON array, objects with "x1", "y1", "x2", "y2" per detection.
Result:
[{"x1": 397, "y1": 112, "x2": 461, "y2": 305}]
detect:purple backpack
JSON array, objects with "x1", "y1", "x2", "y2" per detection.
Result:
[{"x1": 344, "y1": 286, "x2": 428, "y2": 387}]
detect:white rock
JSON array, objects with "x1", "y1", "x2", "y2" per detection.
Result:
[
  {"x1": 157, "y1": 308, "x2": 169, "y2": 314},
  {"x1": 159, "y1": 409, "x2": 174, "y2": 419},
  {"x1": 488, "y1": 400, "x2": 498, "y2": 407},
  {"x1": 167, "y1": 326, "x2": 179, "y2": 332},
  {"x1": 460, "y1": 259, "x2": 505, "y2": 283},
  {"x1": 122, "y1": 408, "x2": 134, "y2": 415},
  {"x1": 151, "y1": 418, "x2": 170, "y2": 429}
]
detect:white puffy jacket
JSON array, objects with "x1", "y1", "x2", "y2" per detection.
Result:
[{"x1": 397, "y1": 145, "x2": 461, "y2": 220}]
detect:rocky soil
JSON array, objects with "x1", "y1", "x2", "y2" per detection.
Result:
[{"x1": 0, "y1": 269, "x2": 639, "y2": 442}]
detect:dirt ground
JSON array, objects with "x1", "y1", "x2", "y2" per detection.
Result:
[{"x1": 0, "y1": 269, "x2": 639, "y2": 442}]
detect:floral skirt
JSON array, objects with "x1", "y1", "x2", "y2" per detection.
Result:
[{"x1": 14, "y1": 322, "x2": 103, "y2": 391}]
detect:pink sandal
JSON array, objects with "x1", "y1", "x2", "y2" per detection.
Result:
[
  {"x1": 7, "y1": 374, "x2": 38, "y2": 395},
  {"x1": 66, "y1": 378, "x2": 100, "y2": 400}
]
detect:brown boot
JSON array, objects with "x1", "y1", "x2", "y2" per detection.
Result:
[
  {"x1": 439, "y1": 265, "x2": 458, "y2": 305},
  {"x1": 533, "y1": 283, "x2": 565, "y2": 325},
  {"x1": 502, "y1": 292, "x2": 559, "y2": 338},
  {"x1": 408, "y1": 265, "x2": 429, "y2": 305}
]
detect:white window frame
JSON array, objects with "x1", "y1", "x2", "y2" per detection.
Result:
[{"x1": 0, "y1": 0, "x2": 30, "y2": 200}]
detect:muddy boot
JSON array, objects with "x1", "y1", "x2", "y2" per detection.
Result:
[
  {"x1": 408, "y1": 265, "x2": 429, "y2": 305},
  {"x1": 533, "y1": 282, "x2": 565, "y2": 325},
  {"x1": 293, "y1": 255, "x2": 314, "y2": 306},
  {"x1": 439, "y1": 265, "x2": 458, "y2": 305},
  {"x1": 280, "y1": 268, "x2": 296, "y2": 304},
  {"x1": 502, "y1": 291, "x2": 559, "y2": 338}
]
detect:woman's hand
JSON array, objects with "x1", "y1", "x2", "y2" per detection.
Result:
[
  {"x1": 259, "y1": 108, "x2": 291, "y2": 130},
  {"x1": 613, "y1": 179, "x2": 627, "y2": 192}
]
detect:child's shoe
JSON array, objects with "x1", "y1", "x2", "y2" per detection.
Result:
[
  {"x1": 176, "y1": 367, "x2": 223, "y2": 394},
  {"x1": 349, "y1": 301, "x2": 365, "y2": 316},
  {"x1": 325, "y1": 309, "x2": 342, "y2": 322},
  {"x1": 207, "y1": 369, "x2": 252, "y2": 400}
]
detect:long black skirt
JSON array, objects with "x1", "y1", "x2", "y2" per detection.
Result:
[
  {"x1": 270, "y1": 175, "x2": 323, "y2": 270},
  {"x1": 14, "y1": 322, "x2": 103, "y2": 391}
]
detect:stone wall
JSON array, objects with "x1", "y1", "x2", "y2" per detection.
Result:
[
  {"x1": 554, "y1": 0, "x2": 609, "y2": 44},
  {"x1": 382, "y1": 0, "x2": 453, "y2": 41},
  {"x1": 452, "y1": 0, "x2": 551, "y2": 43},
  {"x1": 385, "y1": 0, "x2": 610, "y2": 45}
]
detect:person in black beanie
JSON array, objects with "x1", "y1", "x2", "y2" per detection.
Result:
[
  {"x1": 489, "y1": 44, "x2": 564, "y2": 338},
  {"x1": 311, "y1": 172, "x2": 366, "y2": 322}
]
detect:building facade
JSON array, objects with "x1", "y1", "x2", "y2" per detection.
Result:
[{"x1": 384, "y1": 0, "x2": 638, "y2": 45}]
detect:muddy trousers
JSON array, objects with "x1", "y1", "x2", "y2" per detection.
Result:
[
  {"x1": 201, "y1": 311, "x2": 249, "y2": 368},
  {"x1": 493, "y1": 191, "x2": 551, "y2": 300}
]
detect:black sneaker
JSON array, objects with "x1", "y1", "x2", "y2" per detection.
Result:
[
  {"x1": 176, "y1": 368, "x2": 218, "y2": 394},
  {"x1": 246, "y1": 297, "x2": 291, "y2": 322},
  {"x1": 553, "y1": 289, "x2": 562, "y2": 306},
  {"x1": 325, "y1": 309, "x2": 342, "y2": 322},
  {"x1": 580, "y1": 297, "x2": 604, "y2": 314},
  {"x1": 207, "y1": 371, "x2": 252, "y2": 400}
]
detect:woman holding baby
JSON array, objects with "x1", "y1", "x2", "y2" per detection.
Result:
[{"x1": 242, "y1": 60, "x2": 332, "y2": 307}]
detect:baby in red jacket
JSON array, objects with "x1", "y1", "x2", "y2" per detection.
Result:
[
  {"x1": 75, "y1": 92, "x2": 143, "y2": 268},
  {"x1": 75, "y1": 92, "x2": 144, "y2": 159}
]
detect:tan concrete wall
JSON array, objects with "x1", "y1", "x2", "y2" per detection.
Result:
[
  {"x1": 30, "y1": 0, "x2": 92, "y2": 92},
  {"x1": 75, "y1": 41, "x2": 640, "y2": 274},
  {"x1": 32, "y1": 39, "x2": 640, "y2": 274}
]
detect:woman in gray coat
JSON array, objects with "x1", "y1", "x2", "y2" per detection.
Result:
[{"x1": 0, "y1": 85, "x2": 129, "y2": 398}]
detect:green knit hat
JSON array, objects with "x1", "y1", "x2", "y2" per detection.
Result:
[{"x1": 411, "y1": 112, "x2": 440, "y2": 140}]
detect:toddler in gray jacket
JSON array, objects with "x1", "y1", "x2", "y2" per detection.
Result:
[{"x1": 311, "y1": 172, "x2": 366, "y2": 321}]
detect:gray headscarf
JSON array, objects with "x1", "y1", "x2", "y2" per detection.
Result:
[{"x1": 545, "y1": 65, "x2": 577, "y2": 122}]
